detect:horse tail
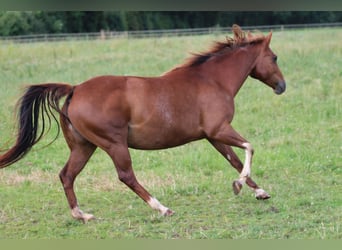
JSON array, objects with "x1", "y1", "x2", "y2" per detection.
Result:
[{"x1": 0, "y1": 83, "x2": 73, "y2": 168}]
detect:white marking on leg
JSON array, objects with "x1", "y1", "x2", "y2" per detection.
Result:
[
  {"x1": 71, "y1": 206, "x2": 83, "y2": 219},
  {"x1": 147, "y1": 197, "x2": 170, "y2": 215},
  {"x1": 239, "y1": 142, "x2": 253, "y2": 184},
  {"x1": 227, "y1": 154, "x2": 231, "y2": 161},
  {"x1": 71, "y1": 206, "x2": 95, "y2": 222},
  {"x1": 255, "y1": 188, "x2": 266, "y2": 196},
  {"x1": 254, "y1": 188, "x2": 271, "y2": 199}
]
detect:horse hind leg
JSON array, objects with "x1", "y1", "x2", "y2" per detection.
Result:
[
  {"x1": 60, "y1": 117, "x2": 97, "y2": 222},
  {"x1": 105, "y1": 139, "x2": 174, "y2": 216}
]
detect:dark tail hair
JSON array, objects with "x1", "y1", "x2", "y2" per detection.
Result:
[{"x1": 0, "y1": 83, "x2": 73, "y2": 168}]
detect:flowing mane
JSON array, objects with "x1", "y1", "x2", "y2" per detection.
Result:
[{"x1": 163, "y1": 25, "x2": 265, "y2": 74}]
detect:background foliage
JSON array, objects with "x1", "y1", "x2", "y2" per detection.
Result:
[{"x1": 0, "y1": 11, "x2": 342, "y2": 36}]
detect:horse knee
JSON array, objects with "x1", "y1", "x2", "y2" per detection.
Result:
[{"x1": 242, "y1": 142, "x2": 254, "y2": 155}]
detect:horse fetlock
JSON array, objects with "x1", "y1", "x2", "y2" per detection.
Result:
[
  {"x1": 71, "y1": 206, "x2": 95, "y2": 223},
  {"x1": 147, "y1": 196, "x2": 174, "y2": 216}
]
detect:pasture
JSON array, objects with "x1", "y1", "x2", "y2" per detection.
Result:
[{"x1": 0, "y1": 28, "x2": 341, "y2": 239}]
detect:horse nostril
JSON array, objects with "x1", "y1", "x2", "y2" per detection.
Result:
[{"x1": 274, "y1": 81, "x2": 286, "y2": 95}]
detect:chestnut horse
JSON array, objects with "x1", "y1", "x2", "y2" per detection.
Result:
[{"x1": 0, "y1": 25, "x2": 286, "y2": 222}]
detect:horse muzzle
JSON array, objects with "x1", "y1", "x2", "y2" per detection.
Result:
[{"x1": 274, "y1": 81, "x2": 286, "y2": 95}]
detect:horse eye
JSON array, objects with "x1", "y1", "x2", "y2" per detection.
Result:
[{"x1": 273, "y1": 55, "x2": 278, "y2": 63}]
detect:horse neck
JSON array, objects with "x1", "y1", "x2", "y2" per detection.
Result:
[{"x1": 204, "y1": 45, "x2": 260, "y2": 97}]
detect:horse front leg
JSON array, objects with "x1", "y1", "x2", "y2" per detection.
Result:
[
  {"x1": 207, "y1": 122, "x2": 270, "y2": 199},
  {"x1": 208, "y1": 139, "x2": 270, "y2": 199}
]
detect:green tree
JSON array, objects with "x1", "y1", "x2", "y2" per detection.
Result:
[
  {"x1": 0, "y1": 12, "x2": 29, "y2": 36},
  {"x1": 1, "y1": 11, "x2": 342, "y2": 36}
]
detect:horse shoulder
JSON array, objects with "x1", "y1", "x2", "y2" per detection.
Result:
[{"x1": 197, "y1": 81, "x2": 235, "y2": 136}]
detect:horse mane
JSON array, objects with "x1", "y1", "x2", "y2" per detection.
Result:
[{"x1": 163, "y1": 25, "x2": 265, "y2": 74}]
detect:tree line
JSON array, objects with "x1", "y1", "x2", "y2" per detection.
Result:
[{"x1": 0, "y1": 11, "x2": 341, "y2": 36}]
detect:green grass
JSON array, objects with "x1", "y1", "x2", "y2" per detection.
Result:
[{"x1": 0, "y1": 28, "x2": 341, "y2": 239}]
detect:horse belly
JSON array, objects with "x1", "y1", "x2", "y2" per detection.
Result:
[{"x1": 127, "y1": 120, "x2": 202, "y2": 150}]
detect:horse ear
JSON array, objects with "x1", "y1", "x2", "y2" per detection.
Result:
[
  {"x1": 232, "y1": 24, "x2": 245, "y2": 41},
  {"x1": 265, "y1": 32, "x2": 272, "y2": 46}
]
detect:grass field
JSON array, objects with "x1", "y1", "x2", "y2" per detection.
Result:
[{"x1": 0, "y1": 28, "x2": 341, "y2": 239}]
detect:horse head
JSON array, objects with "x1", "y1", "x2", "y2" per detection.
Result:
[{"x1": 249, "y1": 32, "x2": 286, "y2": 95}]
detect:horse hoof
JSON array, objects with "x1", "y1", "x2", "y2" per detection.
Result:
[
  {"x1": 71, "y1": 207, "x2": 95, "y2": 223},
  {"x1": 255, "y1": 189, "x2": 271, "y2": 200},
  {"x1": 82, "y1": 213, "x2": 96, "y2": 223},
  {"x1": 232, "y1": 180, "x2": 243, "y2": 195},
  {"x1": 163, "y1": 209, "x2": 175, "y2": 216}
]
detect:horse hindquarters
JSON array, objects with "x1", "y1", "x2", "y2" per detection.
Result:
[{"x1": 64, "y1": 83, "x2": 174, "y2": 218}]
